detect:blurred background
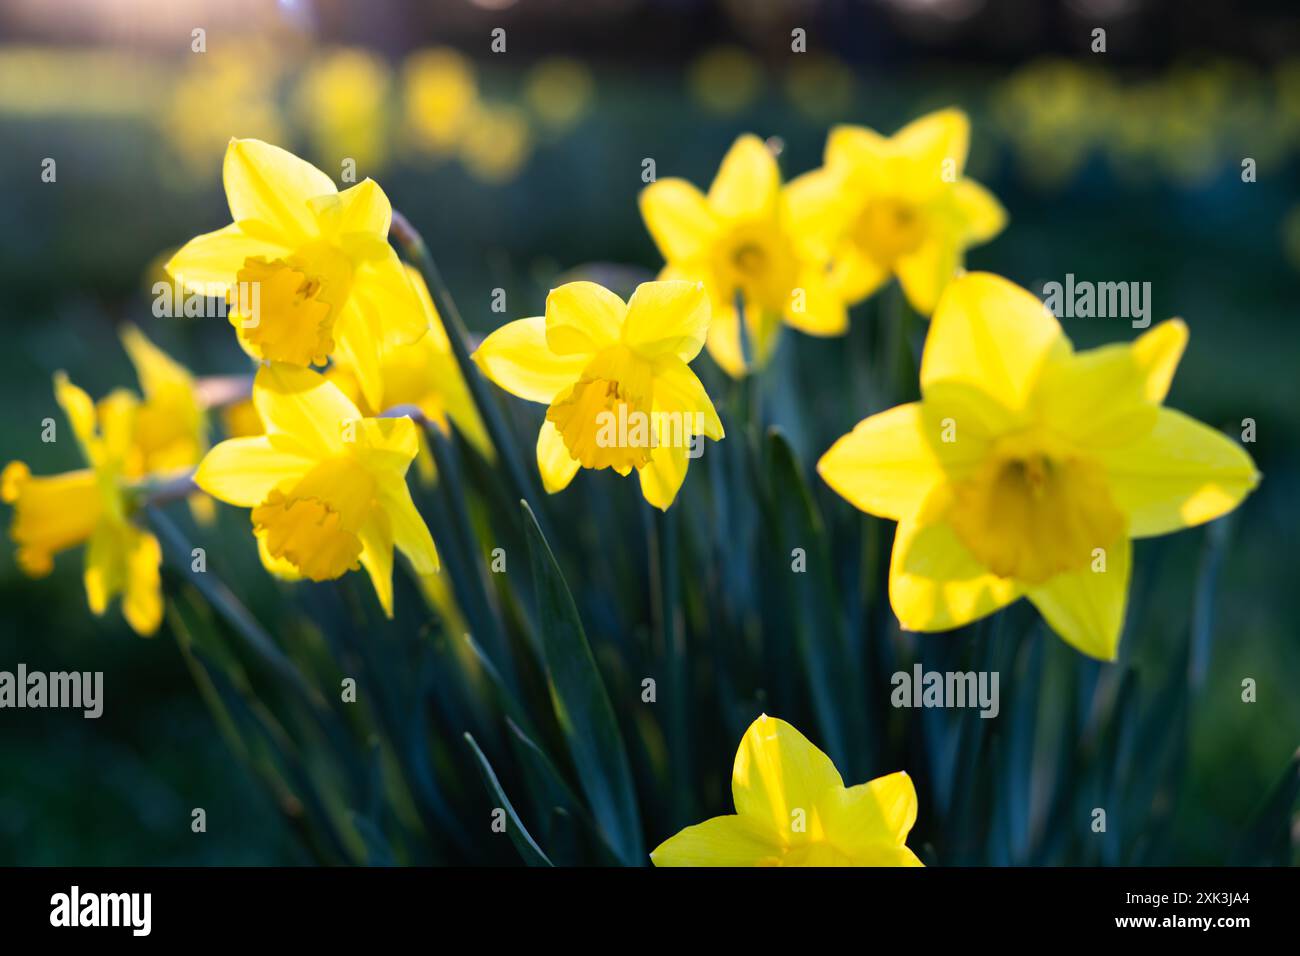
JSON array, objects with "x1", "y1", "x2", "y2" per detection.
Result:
[{"x1": 0, "y1": 0, "x2": 1297, "y2": 865}]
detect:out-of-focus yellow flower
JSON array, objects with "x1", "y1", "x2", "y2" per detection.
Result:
[
  {"x1": 652, "y1": 714, "x2": 923, "y2": 867},
  {"x1": 784, "y1": 55, "x2": 855, "y2": 120},
  {"x1": 403, "y1": 47, "x2": 479, "y2": 155},
  {"x1": 328, "y1": 264, "x2": 493, "y2": 484},
  {"x1": 640, "y1": 135, "x2": 846, "y2": 378},
  {"x1": 166, "y1": 139, "x2": 428, "y2": 410},
  {"x1": 163, "y1": 46, "x2": 286, "y2": 175},
  {"x1": 295, "y1": 48, "x2": 392, "y2": 173},
  {"x1": 119, "y1": 325, "x2": 213, "y2": 524},
  {"x1": 2, "y1": 374, "x2": 163, "y2": 636},
  {"x1": 687, "y1": 46, "x2": 762, "y2": 115},
  {"x1": 524, "y1": 57, "x2": 595, "y2": 133},
  {"x1": 221, "y1": 398, "x2": 263, "y2": 439},
  {"x1": 194, "y1": 363, "x2": 438, "y2": 617},
  {"x1": 787, "y1": 108, "x2": 1006, "y2": 317},
  {"x1": 818, "y1": 273, "x2": 1259, "y2": 660},
  {"x1": 992, "y1": 59, "x2": 1112, "y2": 191},
  {"x1": 458, "y1": 102, "x2": 532, "y2": 183},
  {"x1": 472, "y1": 279, "x2": 724, "y2": 510}
]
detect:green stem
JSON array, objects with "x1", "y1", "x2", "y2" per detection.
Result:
[
  {"x1": 647, "y1": 503, "x2": 691, "y2": 827},
  {"x1": 389, "y1": 210, "x2": 547, "y2": 536}
]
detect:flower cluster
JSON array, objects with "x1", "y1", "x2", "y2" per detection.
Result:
[{"x1": 1, "y1": 110, "x2": 1261, "y2": 866}]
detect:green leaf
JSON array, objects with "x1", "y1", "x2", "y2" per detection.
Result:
[
  {"x1": 520, "y1": 499, "x2": 644, "y2": 865},
  {"x1": 1232, "y1": 747, "x2": 1300, "y2": 865},
  {"x1": 463, "y1": 733, "x2": 553, "y2": 867}
]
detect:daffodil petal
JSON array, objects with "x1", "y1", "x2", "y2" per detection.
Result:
[
  {"x1": 894, "y1": 233, "x2": 960, "y2": 316},
  {"x1": 652, "y1": 357, "x2": 724, "y2": 441},
  {"x1": 254, "y1": 363, "x2": 361, "y2": 458},
  {"x1": 623, "y1": 279, "x2": 710, "y2": 362},
  {"x1": 731, "y1": 714, "x2": 844, "y2": 842},
  {"x1": 537, "y1": 420, "x2": 580, "y2": 493},
  {"x1": 332, "y1": 178, "x2": 392, "y2": 238},
  {"x1": 818, "y1": 403, "x2": 981, "y2": 521},
  {"x1": 223, "y1": 138, "x2": 336, "y2": 242},
  {"x1": 893, "y1": 107, "x2": 970, "y2": 184},
  {"x1": 53, "y1": 372, "x2": 98, "y2": 459},
  {"x1": 473, "y1": 316, "x2": 589, "y2": 403},
  {"x1": 707, "y1": 134, "x2": 780, "y2": 221},
  {"x1": 545, "y1": 281, "x2": 625, "y2": 355},
  {"x1": 785, "y1": 265, "x2": 849, "y2": 336},
  {"x1": 920, "y1": 271, "x2": 1069, "y2": 413},
  {"x1": 1100, "y1": 408, "x2": 1259, "y2": 537},
  {"x1": 333, "y1": 303, "x2": 386, "y2": 412},
  {"x1": 165, "y1": 223, "x2": 288, "y2": 294},
  {"x1": 650, "y1": 815, "x2": 780, "y2": 867},
  {"x1": 825, "y1": 123, "x2": 890, "y2": 172},
  {"x1": 357, "y1": 510, "x2": 395, "y2": 618},
  {"x1": 194, "y1": 436, "x2": 315, "y2": 507},
  {"x1": 381, "y1": 476, "x2": 439, "y2": 574},
  {"x1": 1027, "y1": 536, "x2": 1131, "y2": 660},
  {"x1": 824, "y1": 771, "x2": 920, "y2": 856},
  {"x1": 120, "y1": 324, "x2": 194, "y2": 397},
  {"x1": 1132, "y1": 317, "x2": 1188, "y2": 403},
  {"x1": 353, "y1": 252, "x2": 430, "y2": 348},
  {"x1": 889, "y1": 515, "x2": 1021, "y2": 632},
  {"x1": 638, "y1": 439, "x2": 690, "y2": 511},
  {"x1": 639, "y1": 178, "x2": 721, "y2": 263},
  {"x1": 122, "y1": 529, "x2": 163, "y2": 637},
  {"x1": 828, "y1": 245, "x2": 889, "y2": 304},
  {"x1": 951, "y1": 178, "x2": 1006, "y2": 244},
  {"x1": 784, "y1": 166, "x2": 851, "y2": 260}
]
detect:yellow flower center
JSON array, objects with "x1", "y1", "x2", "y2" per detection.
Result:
[
  {"x1": 854, "y1": 198, "x2": 927, "y2": 266},
  {"x1": 946, "y1": 435, "x2": 1125, "y2": 585},
  {"x1": 232, "y1": 244, "x2": 353, "y2": 366},
  {"x1": 546, "y1": 348, "x2": 654, "y2": 474},
  {"x1": 716, "y1": 223, "x2": 797, "y2": 311},
  {"x1": 250, "y1": 458, "x2": 374, "y2": 581}
]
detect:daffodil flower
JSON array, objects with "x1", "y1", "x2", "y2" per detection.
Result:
[
  {"x1": 327, "y1": 264, "x2": 492, "y2": 484},
  {"x1": 2, "y1": 374, "x2": 163, "y2": 636},
  {"x1": 471, "y1": 279, "x2": 724, "y2": 510},
  {"x1": 818, "y1": 272, "x2": 1259, "y2": 659},
  {"x1": 651, "y1": 714, "x2": 923, "y2": 866},
  {"x1": 194, "y1": 363, "x2": 439, "y2": 616},
  {"x1": 640, "y1": 134, "x2": 848, "y2": 379},
  {"x1": 165, "y1": 138, "x2": 427, "y2": 410},
  {"x1": 787, "y1": 108, "x2": 1006, "y2": 315}
]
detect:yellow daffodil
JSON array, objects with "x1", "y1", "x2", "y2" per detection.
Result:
[
  {"x1": 194, "y1": 363, "x2": 439, "y2": 616},
  {"x1": 787, "y1": 108, "x2": 1006, "y2": 315},
  {"x1": 652, "y1": 714, "x2": 923, "y2": 867},
  {"x1": 165, "y1": 138, "x2": 427, "y2": 410},
  {"x1": 2, "y1": 374, "x2": 163, "y2": 636},
  {"x1": 327, "y1": 264, "x2": 492, "y2": 484},
  {"x1": 472, "y1": 279, "x2": 724, "y2": 510},
  {"x1": 817, "y1": 273, "x2": 1259, "y2": 660},
  {"x1": 402, "y1": 47, "x2": 479, "y2": 156},
  {"x1": 640, "y1": 134, "x2": 848, "y2": 378}
]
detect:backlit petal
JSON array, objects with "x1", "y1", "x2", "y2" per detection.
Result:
[
  {"x1": 920, "y1": 272, "x2": 1069, "y2": 414},
  {"x1": 824, "y1": 771, "x2": 920, "y2": 854},
  {"x1": 650, "y1": 815, "x2": 781, "y2": 867},
  {"x1": 893, "y1": 107, "x2": 970, "y2": 184},
  {"x1": 537, "y1": 420, "x2": 581, "y2": 493},
  {"x1": 889, "y1": 513, "x2": 1021, "y2": 632},
  {"x1": 194, "y1": 436, "x2": 315, "y2": 507},
  {"x1": 951, "y1": 178, "x2": 1006, "y2": 244},
  {"x1": 1100, "y1": 408, "x2": 1259, "y2": 537},
  {"x1": 223, "y1": 138, "x2": 335, "y2": 242},
  {"x1": 707, "y1": 134, "x2": 780, "y2": 222},
  {"x1": 1027, "y1": 536, "x2": 1131, "y2": 660},
  {"x1": 894, "y1": 233, "x2": 960, "y2": 316},
  {"x1": 254, "y1": 363, "x2": 362, "y2": 458},
  {"x1": 473, "y1": 316, "x2": 589, "y2": 404},
  {"x1": 165, "y1": 223, "x2": 289, "y2": 295},
  {"x1": 652, "y1": 357, "x2": 724, "y2": 441},
  {"x1": 639, "y1": 179, "x2": 721, "y2": 263},
  {"x1": 638, "y1": 439, "x2": 690, "y2": 511},
  {"x1": 623, "y1": 279, "x2": 710, "y2": 362},
  {"x1": 545, "y1": 281, "x2": 625, "y2": 355},
  {"x1": 732, "y1": 714, "x2": 843, "y2": 844}
]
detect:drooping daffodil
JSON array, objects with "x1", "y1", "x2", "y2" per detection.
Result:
[
  {"x1": 2, "y1": 374, "x2": 163, "y2": 636},
  {"x1": 652, "y1": 714, "x2": 924, "y2": 867},
  {"x1": 165, "y1": 138, "x2": 427, "y2": 410},
  {"x1": 193, "y1": 363, "x2": 439, "y2": 616},
  {"x1": 471, "y1": 279, "x2": 724, "y2": 510},
  {"x1": 640, "y1": 134, "x2": 849, "y2": 378},
  {"x1": 788, "y1": 108, "x2": 1006, "y2": 315},
  {"x1": 817, "y1": 272, "x2": 1259, "y2": 659}
]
